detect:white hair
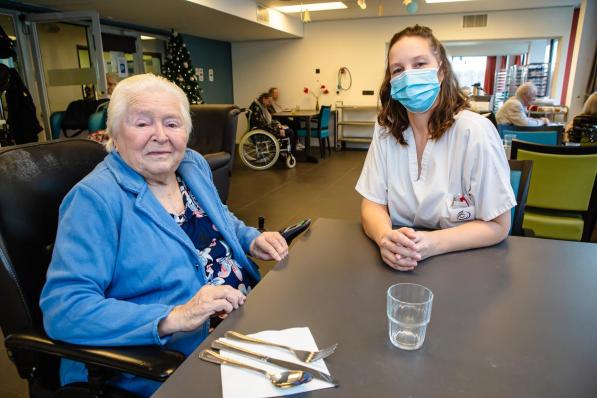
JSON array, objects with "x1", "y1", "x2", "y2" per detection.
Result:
[
  {"x1": 582, "y1": 92, "x2": 597, "y2": 115},
  {"x1": 515, "y1": 82, "x2": 538, "y2": 100},
  {"x1": 104, "y1": 73, "x2": 192, "y2": 152}
]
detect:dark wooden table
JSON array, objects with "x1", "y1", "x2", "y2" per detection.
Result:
[
  {"x1": 153, "y1": 218, "x2": 597, "y2": 398},
  {"x1": 273, "y1": 110, "x2": 320, "y2": 163}
]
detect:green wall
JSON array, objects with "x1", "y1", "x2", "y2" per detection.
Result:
[{"x1": 182, "y1": 34, "x2": 233, "y2": 104}]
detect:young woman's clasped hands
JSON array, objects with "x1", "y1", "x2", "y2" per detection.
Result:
[{"x1": 376, "y1": 227, "x2": 437, "y2": 271}]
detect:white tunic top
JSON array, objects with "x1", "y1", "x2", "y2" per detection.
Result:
[{"x1": 356, "y1": 110, "x2": 516, "y2": 229}]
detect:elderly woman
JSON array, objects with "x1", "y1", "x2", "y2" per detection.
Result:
[
  {"x1": 356, "y1": 25, "x2": 515, "y2": 271},
  {"x1": 496, "y1": 82, "x2": 550, "y2": 126},
  {"x1": 40, "y1": 74, "x2": 288, "y2": 396}
]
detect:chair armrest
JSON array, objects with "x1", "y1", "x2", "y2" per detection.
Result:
[
  {"x1": 204, "y1": 151, "x2": 232, "y2": 170},
  {"x1": 5, "y1": 331, "x2": 184, "y2": 381}
]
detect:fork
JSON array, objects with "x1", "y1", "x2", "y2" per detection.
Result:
[{"x1": 224, "y1": 331, "x2": 338, "y2": 363}]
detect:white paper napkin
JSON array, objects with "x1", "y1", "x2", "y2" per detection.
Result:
[{"x1": 219, "y1": 327, "x2": 336, "y2": 398}]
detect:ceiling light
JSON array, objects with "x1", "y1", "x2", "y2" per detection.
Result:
[
  {"x1": 140, "y1": 35, "x2": 156, "y2": 40},
  {"x1": 357, "y1": 0, "x2": 367, "y2": 9},
  {"x1": 426, "y1": 0, "x2": 473, "y2": 3},
  {"x1": 274, "y1": 2, "x2": 347, "y2": 13}
]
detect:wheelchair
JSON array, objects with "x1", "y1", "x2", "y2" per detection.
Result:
[{"x1": 239, "y1": 109, "x2": 296, "y2": 170}]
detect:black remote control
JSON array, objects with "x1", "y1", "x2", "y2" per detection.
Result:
[{"x1": 279, "y1": 218, "x2": 311, "y2": 244}]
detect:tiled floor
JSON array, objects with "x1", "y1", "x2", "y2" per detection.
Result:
[{"x1": 0, "y1": 149, "x2": 367, "y2": 397}]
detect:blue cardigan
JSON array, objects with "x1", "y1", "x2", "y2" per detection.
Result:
[{"x1": 40, "y1": 149, "x2": 261, "y2": 396}]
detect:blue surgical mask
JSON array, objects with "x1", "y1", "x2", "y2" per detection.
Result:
[{"x1": 390, "y1": 68, "x2": 441, "y2": 113}]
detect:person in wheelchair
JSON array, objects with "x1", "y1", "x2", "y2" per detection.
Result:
[
  {"x1": 249, "y1": 92, "x2": 297, "y2": 156},
  {"x1": 39, "y1": 74, "x2": 289, "y2": 397}
]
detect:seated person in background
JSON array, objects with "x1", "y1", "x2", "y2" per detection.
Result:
[
  {"x1": 88, "y1": 74, "x2": 120, "y2": 143},
  {"x1": 565, "y1": 92, "x2": 597, "y2": 142},
  {"x1": 267, "y1": 87, "x2": 284, "y2": 113},
  {"x1": 40, "y1": 74, "x2": 288, "y2": 397},
  {"x1": 357, "y1": 25, "x2": 515, "y2": 272},
  {"x1": 249, "y1": 92, "x2": 297, "y2": 155},
  {"x1": 83, "y1": 85, "x2": 94, "y2": 100},
  {"x1": 267, "y1": 87, "x2": 305, "y2": 150},
  {"x1": 106, "y1": 72, "x2": 119, "y2": 98},
  {"x1": 496, "y1": 82, "x2": 550, "y2": 126}
]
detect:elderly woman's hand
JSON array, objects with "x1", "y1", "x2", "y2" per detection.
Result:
[
  {"x1": 158, "y1": 285, "x2": 245, "y2": 336},
  {"x1": 250, "y1": 231, "x2": 288, "y2": 261}
]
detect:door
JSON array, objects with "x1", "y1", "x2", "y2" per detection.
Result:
[{"x1": 27, "y1": 11, "x2": 106, "y2": 140}]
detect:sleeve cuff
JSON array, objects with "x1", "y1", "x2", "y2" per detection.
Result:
[
  {"x1": 152, "y1": 305, "x2": 175, "y2": 346},
  {"x1": 240, "y1": 227, "x2": 261, "y2": 253},
  {"x1": 480, "y1": 197, "x2": 517, "y2": 222},
  {"x1": 355, "y1": 185, "x2": 388, "y2": 205}
]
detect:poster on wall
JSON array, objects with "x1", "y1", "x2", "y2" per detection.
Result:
[
  {"x1": 117, "y1": 57, "x2": 128, "y2": 77},
  {"x1": 208, "y1": 68, "x2": 214, "y2": 82}
]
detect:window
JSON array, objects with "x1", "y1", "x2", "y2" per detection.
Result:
[{"x1": 451, "y1": 56, "x2": 487, "y2": 92}]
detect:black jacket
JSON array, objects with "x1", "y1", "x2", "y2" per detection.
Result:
[{"x1": 6, "y1": 68, "x2": 43, "y2": 144}]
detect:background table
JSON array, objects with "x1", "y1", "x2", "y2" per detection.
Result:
[
  {"x1": 154, "y1": 219, "x2": 597, "y2": 398},
  {"x1": 273, "y1": 110, "x2": 319, "y2": 163}
]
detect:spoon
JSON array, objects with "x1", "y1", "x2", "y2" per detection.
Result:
[{"x1": 199, "y1": 349, "x2": 313, "y2": 388}]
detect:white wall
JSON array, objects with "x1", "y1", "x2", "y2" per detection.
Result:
[
  {"x1": 232, "y1": 7, "x2": 574, "y2": 140},
  {"x1": 566, "y1": 0, "x2": 596, "y2": 116}
]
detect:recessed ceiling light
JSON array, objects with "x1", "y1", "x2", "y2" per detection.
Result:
[
  {"x1": 140, "y1": 35, "x2": 156, "y2": 40},
  {"x1": 426, "y1": 0, "x2": 473, "y2": 3},
  {"x1": 274, "y1": 2, "x2": 347, "y2": 13}
]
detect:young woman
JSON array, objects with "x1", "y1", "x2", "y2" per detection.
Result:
[{"x1": 356, "y1": 25, "x2": 515, "y2": 271}]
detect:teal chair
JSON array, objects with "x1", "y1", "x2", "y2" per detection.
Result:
[
  {"x1": 512, "y1": 139, "x2": 597, "y2": 241},
  {"x1": 49, "y1": 112, "x2": 65, "y2": 139},
  {"x1": 296, "y1": 105, "x2": 331, "y2": 159},
  {"x1": 88, "y1": 108, "x2": 107, "y2": 133},
  {"x1": 499, "y1": 124, "x2": 563, "y2": 146},
  {"x1": 508, "y1": 159, "x2": 533, "y2": 236}
]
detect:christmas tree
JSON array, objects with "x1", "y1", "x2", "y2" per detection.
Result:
[{"x1": 163, "y1": 30, "x2": 204, "y2": 104}]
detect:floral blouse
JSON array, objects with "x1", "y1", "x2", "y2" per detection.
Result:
[{"x1": 172, "y1": 175, "x2": 256, "y2": 327}]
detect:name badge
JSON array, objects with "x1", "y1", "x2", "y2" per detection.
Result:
[{"x1": 448, "y1": 194, "x2": 475, "y2": 223}]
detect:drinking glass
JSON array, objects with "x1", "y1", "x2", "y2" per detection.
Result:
[{"x1": 387, "y1": 283, "x2": 433, "y2": 350}]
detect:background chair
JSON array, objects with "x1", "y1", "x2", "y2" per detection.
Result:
[
  {"x1": 498, "y1": 124, "x2": 563, "y2": 146},
  {"x1": 511, "y1": 139, "x2": 597, "y2": 241},
  {"x1": 88, "y1": 108, "x2": 108, "y2": 133},
  {"x1": 0, "y1": 140, "x2": 184, "y2": 398},
  {"x1": 50, "y1": 99, "x2": 109, "y2": 139},
  {"x1": 508, "y1": 159, "x2": 533, "y2": 236},
  {"x1": 188, "y1": 104, "x2": 241, "y2": 203},
  {"x1": 296, "y1": 105, "x2": 332, "y2": 159}
]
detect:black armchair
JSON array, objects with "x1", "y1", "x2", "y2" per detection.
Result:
[
  {"x1": 188, "y1": 104, "x2": 241, "y2": 203},
  {"x1": 0, "y1": 140, "x2": 184, "y2": 398}
]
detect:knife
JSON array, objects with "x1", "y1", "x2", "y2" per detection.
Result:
[{"x1": 212, "y1": 339, "x2": 339, "y2": 386}]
